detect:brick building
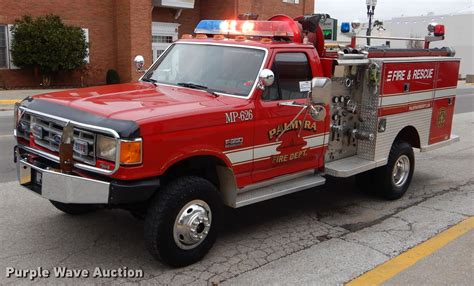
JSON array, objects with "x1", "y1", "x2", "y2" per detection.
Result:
[{"x1": 0, "y1": 0, "x2": 314, "y2": 88}]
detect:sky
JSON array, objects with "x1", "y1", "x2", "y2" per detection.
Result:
[{"x1": 315, "y1": 0, "x2": 474, "y2": 22}]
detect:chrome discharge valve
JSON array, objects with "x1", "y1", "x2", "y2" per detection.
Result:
[{"x1": 352, "y1": 129, "x2": 375, "y2": 141}]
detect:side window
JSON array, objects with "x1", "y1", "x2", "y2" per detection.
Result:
[{"x1": 262, "y1": 52, "x2": 312, "y2": 101}]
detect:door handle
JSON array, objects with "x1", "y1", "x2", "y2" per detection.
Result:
[
  {"x1": 278, "y1": 101, "x2": 305, "y2": 107},
  {"x1": 310, "y1": 104, "x2": 326, "y2": 122}
]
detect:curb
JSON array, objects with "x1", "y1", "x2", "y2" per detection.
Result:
[
  {"x1": 346, "y1": 216, "x2": 474, "y2": 286},
  {"x1": 0, "y1": 100, "x2": 21, "y2": 105}
]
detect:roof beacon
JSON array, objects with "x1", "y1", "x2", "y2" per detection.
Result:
[{"x1": 194, "y1": 20, "x2": 295, "y2": 38}]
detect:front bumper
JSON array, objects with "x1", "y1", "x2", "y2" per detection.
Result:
[{"x1": 16, "y1": 150, "x2": 158, "y2": 205}]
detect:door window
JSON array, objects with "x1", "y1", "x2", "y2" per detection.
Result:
[{"x1": 262, "y1": 52, "x2": 312, "y2": 101}]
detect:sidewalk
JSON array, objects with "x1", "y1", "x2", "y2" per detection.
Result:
[
  {"x1": 458, "y1": 80, "x2": 474, "y2": 89},
  {"x1": 0, "y1": 89, "x2": 65, "y2": 110},
  {"x1": 384, "y1": 229, "x2": 473, "y2": 286},
  {"x1": 347, "y1": 218, "x2": 474, "y2": 286},
  {"x1": 224, "y1": 216, "x2": 474, "y2": 286}
]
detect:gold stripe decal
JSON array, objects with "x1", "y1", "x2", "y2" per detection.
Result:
[{"x1": 225, "y1": 133, "x2": 329, "y2": 165}]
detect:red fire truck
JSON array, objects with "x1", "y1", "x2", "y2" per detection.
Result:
[{"x1": 14, "y1": 14, "x2": 460, "y2": 266}]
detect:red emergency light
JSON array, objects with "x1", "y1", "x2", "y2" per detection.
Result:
[
  {"x1": 428, "y1": 23, "x2": 445, "y2": 37},
  {"x1": 194, "y1": 20, "x2": 295, "y2": 38},
  {"x1": 434, "y1": 24, "x2": 445, "y2": 37}
]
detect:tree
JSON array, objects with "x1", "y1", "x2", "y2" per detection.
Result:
[{"x1": 10, "y1": 15, "x2": 88, "y2": 87}]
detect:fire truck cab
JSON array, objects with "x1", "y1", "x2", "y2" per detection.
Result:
[{"x1": 14, "y1": 14, "x2": 460, "y2": 267}]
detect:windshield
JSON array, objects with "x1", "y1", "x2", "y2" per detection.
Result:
[{"x1": 143, "y1": 44, "x2": 266, "y2": 97}]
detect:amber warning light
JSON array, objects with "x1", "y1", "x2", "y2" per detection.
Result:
[
  {"x1": 120, "y1": 140, "x2": 142, "y2": 165},
  {"x1": 194, "y1": 20, "x2": 295, "y2": 38}
]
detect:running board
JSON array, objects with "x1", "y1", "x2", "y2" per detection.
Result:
[
  {"x1": 235, "y1": 171, "x2": 326, "y2": 208},
  {"x1": 324, "y1": 156, "x2": 386, "y2": 178}
]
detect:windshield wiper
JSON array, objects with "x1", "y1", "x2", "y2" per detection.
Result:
[
  {"x1": 177, "y1": 82, "x2": 220, "y2": 97},
  {"x1": 142, "y1": 77, "x2": 157, "y2": 85}
]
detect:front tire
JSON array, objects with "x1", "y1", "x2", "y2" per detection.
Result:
[
  {"x1": 376, "y1": 141, "x2": 415, "y2": 200},
  {"x1": 144, "y1": 176, "x2": 221, "y2": 267},
  {"x1": 50, "y1": 201, "x2": 100, "y2": 215}
]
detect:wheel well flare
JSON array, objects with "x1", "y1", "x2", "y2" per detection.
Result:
[{"x1": 395, "y1": 126, "x2": 421, "y2": 148}]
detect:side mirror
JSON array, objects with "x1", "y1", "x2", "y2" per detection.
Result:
[
  {"x1": 308, "y1": 77, "x2": 331, "y2": 121},
  {"x1": 258, "y1": 69, "x2": 275, "y2": 90},
  {"x1": 134, "y1": 55, "x2": 145, "y2": 72},
  {"x1": 311, "y1": 77, "x2": 331, "y2": 104}
]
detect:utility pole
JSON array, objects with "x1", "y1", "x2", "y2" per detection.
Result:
[{"x1": 366, "y1": 0, "x2": 378, "y2": 46}]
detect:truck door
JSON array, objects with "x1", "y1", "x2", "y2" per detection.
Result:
[{"x1": 252, "y1": 50, "x2": 328, "y2": 183}]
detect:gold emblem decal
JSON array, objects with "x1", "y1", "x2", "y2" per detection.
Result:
[
  {"x1": 268, "y1": 120, "x2": 317, "y2": 140},
  {"x1": 437, "y1": 107, "x2": 447, "y2": 128}
]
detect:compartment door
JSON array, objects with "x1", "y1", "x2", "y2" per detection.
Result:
[
  {"x1": 429, "y1": 97, "x2": 455, "y2": 144},
  {"x1": 430, "y1": 60, "x2": 460, "y2": 144}
]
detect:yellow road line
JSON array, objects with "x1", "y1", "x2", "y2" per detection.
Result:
[
  {"x1": 346, "y1": 216, "x2": 474, "y2": 286},
  {"x1": 0, "y1": 100, "x2": 21, "y2": 105}
]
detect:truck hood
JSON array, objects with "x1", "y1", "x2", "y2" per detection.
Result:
[{"x1": 28, "y1": 82, "x2": 225, "y2": 122}]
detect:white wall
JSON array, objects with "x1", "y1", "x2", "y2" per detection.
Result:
[{"x1": 337, "y1": 12, "x2": 474, "y2": 77}]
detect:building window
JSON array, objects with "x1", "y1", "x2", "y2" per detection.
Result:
[
  {"x1": 0, "y1": 26, "x2": 88, "y2": 68},
  {"x1": 152, "y1": 22, "x2": 179, "y2": 62},
  {"x1": 263, "y1": 53, "x2": 312, "y2": 101},
  {"x1": 283, "y1": 0, "x2": 300, "y2": 4},
  {"x1": 82, "y1": 28, "x2": 90, "y2": 63},
  {"x1": 0, "y1": 25, "x2": 7, "y2": 68},
  {"x1": 152, "y1": 35, "x2": 173, "y2": 43}
]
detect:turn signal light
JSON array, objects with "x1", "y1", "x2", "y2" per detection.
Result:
[{"x1": 120, "y1": 140, "x2": 142, "y2": 165}]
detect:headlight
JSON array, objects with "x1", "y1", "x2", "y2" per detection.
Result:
[
  {"x1": 96, "y1": 135, "x2": 142, "y2": 165},
  {"x1": 97, "y1": 135, "x2": 117, "y2": 161}
]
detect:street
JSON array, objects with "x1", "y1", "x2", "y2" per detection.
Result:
[
  {"x1": 0, "y1": 111, "x2": 15, "y2": 183},
  {"x1": 0, "y1": 90, "x2": 473, "y2": 284}
]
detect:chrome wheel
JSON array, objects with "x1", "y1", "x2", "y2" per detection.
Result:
[
  {"x1": 173, "y1": 200, "x2": 212, "y2": 250},
  {"x1": 392, "y1": 155, "x2": 410, "y2": 187}
]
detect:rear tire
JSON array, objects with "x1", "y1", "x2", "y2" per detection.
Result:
[
  {"x1": 376, "y1": 141, "x2": 415, "y2": 200},
  {"x1": 144, "y1": 176, "x2": 221, "y2": 267},
  {"x1": 50, "y1": 201, "x2": 100, "y2": 215}
]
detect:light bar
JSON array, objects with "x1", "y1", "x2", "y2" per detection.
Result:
[
  {"x1": 194, "y1": 20, "x2": 294, "y2": 37},
  {"x1": 341, "y1": 22, "x2": 350, "y2": 33}
]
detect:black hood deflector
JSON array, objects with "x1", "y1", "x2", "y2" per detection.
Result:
[{"x1": 22, "y1": 98, "x2": 140, "y2": 138}]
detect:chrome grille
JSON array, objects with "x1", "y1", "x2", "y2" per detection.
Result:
[
  {"x1": 17, "y1": 112, "x2": 96, "y2": 165},
  {"x1": 16, "y1": 113, "x2": 31, "y2": 140}
]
